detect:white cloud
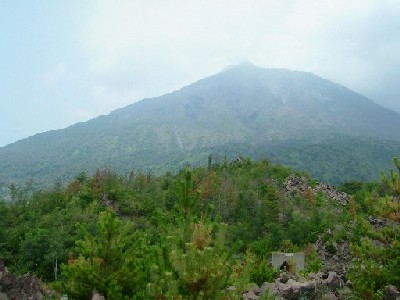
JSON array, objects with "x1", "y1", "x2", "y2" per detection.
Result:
[
  {"x1": 76, "y1": 0, "x2": 400, "y2": 112},
  {"x1": 80, "y1": 1, "x2": 376, "y2": 74},
  {"x1": 2, "y1": 0, "x2": 400, "y2": 147}
]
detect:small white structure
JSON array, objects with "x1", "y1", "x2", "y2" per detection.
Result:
[{"x1": 272, "y1": 252, "x2": 305, "y2": 272}]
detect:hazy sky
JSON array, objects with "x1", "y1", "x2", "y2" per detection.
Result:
[{"x1": 1, "y1": 0, "x2": 400, "y2": 147}]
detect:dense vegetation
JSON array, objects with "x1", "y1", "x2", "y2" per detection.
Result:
[
  {"x1": 0, "y1": 157, "x2": 399, "y2": 299},
  {"x1": 200, "y1": 135, "x2": 400, "y2": 184},
  {"x1": 2, "y1": 133, "x2": 400, "y2": 197}
]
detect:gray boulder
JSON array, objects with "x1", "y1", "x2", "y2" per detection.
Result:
[
  {"x1": 0, "y1": 261, "x2": 43, "y2": 300},
  {"x1": 383, "y1": 285, "x2": 400, "y2": 300}
]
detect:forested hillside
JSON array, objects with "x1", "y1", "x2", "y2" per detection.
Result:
[{"x1": 1, "y1": 157, "x2": 399, "y2": 299}]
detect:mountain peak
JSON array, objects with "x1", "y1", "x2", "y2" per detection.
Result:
[
  {"x1": 2, "y1": 65, "x2": 400, "y2": 190},
  {"x1": 222, "y1": 61, "x2": 258, "y2": 71}
]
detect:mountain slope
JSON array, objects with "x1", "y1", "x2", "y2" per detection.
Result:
[
  {"x1": 1, "y1": 63, "x2": 400, "y2": 191},
  {"x1": 109, "y1": 62, "x2": 400, "y2": 140}
]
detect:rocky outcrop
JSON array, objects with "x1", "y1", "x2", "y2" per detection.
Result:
[
  {"x1": 284, "y1": 175, "x2": 310, "y2": 195},
  {"x1": 0, "y1": 261, "x2": 43, "y2": 300},
  {"x1": 285, "y1": 175, "x2": 349, "y2": 205},
  {"x1": 315, "y1": 232, "x2": 352, "y2": 280},
  {"x1": 101, "y1": 193, "x2": 120, "y2": 214},
  {"x1": 92, "y1": 290, "x2": 106, "y2": 300},
  {"x1": 383, "y1": 285, "x2": 400, "y2": 300},
  {"x1": 239, "y1": 271, "x2": 348, "y2": 300},
  {"x1": 314, "y1": 215, "x2": 397, "y2": 283},
  {"x1": 265, "y1": 271, "x2": 344, "y2": 300},
  {"x1": 368, "y1": 215, "x2": 392, "y2": 230}
]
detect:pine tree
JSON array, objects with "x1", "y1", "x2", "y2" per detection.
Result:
[
  {"x1": 60, "y1": 209, "x2": 149, "y2": 299},
  {"x1": 381, "y1": 157, "x2": 400, "y2": 195}
]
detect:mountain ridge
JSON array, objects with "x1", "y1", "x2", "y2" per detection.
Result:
[{"x1": 1, "y1": 64, "x2": 400, "y2": 191}]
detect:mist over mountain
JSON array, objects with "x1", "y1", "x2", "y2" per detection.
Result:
[{"x1": 1, "y1": 63, "x2": 400, "y2": 191}]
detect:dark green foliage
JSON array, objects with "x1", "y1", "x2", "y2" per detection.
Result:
[
  {"x1": 302, "y1": 245, "x2": 322, "y2": 275},
  {"x1": 60, "y1": 210, "x2": 150, "y2": 299},
  {"x1": 249, "y1": 256, "x2": 278, "y2": 285},
  {"x1": 381, "y1": 157, "x2": 400, "y2": 196},
  {"x1": 166, "y1": 221, "x2": 231, "y2": 299},
  {"x1": 0, "y1": 184, "x2": 103, "y2": 280},
  {"x1": 265, "y1": 136, "x2": 400, "y2": 184},
  {"x1": 343, "y1": 159, "x2": 400, "y2": 298},
  {"x1": 1, "y1": 156, "x2": 400, "y2": 299},
  {"x1": 349, "y1": 222, "x2": 400, "y2": 299},
  {"x1": 338, "y1": 181, "x2": 365, "y2": 195}
]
